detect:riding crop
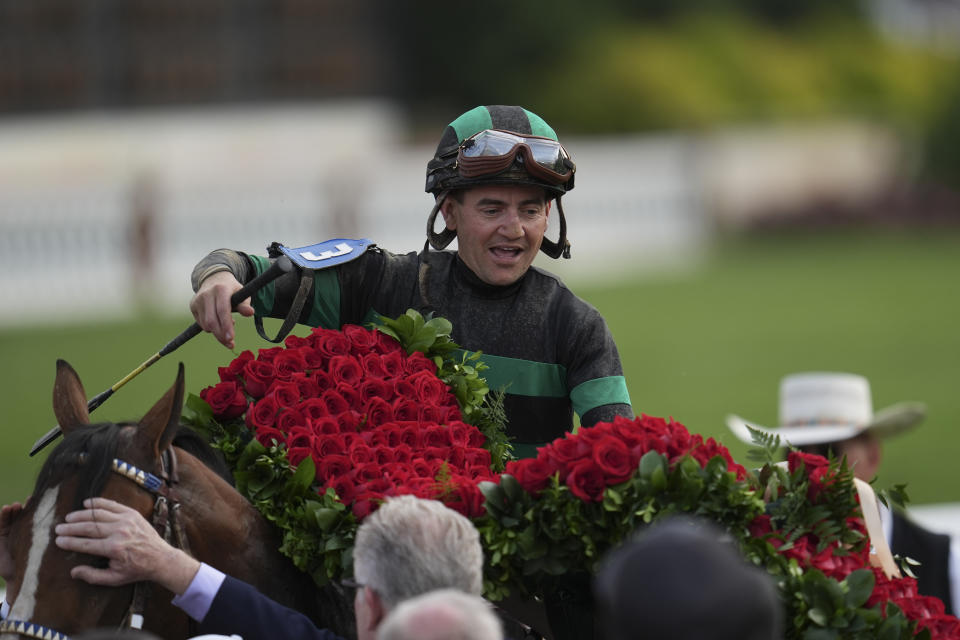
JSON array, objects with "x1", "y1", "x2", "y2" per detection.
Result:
[{"x1": 29, "y1": 255, "x2": 294, "y2": 456}]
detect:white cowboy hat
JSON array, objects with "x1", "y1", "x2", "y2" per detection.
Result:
[{"x1": 726, "y1": 372, "x2": 926, "y2": 448}]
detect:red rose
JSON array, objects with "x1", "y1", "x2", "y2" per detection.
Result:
[
  {"x1": 271, "y1": 349, "x2": 307, "y2": 380},
  {"x1": 329, "y1": 355, "x2": 364, "y2": 387},
  {"x1": 268, "y1": 381, "x2": 301, "y2": 408},
  {"x1": 393, "y1": 444, "x2": 414, "y2": 464},
  {"x1": 575, "y1": 422, "x2": 613, "y2": 445},
  {"x1": 325, "y1": 475, "x2": 358, "y2": 504},
  {"x1": 312, "y1": 369, "x2": 334, "y2": 393},
  {"x1": 379, "y1": 350, "x2": 405, "y2": 378},
  {"x1": 420, "y1": 404, "x2": 444, "y2": 423},
  {"x1": 287, "y1": 446, "x2": 313, "y2": 467},
  {"x1": 592, "y1": 436, "x2": 635, "y2": 484},
  {"x1": 788, "y1": 450, "x2": 830, "y2": 475},
  {"x1": 348, "y1": 442, "x2": 375, "y2": 465},
  {"x1": 283, "y1": 334, "x2": 310, "y2": 349},
  {"x1": 360, "y1": 378, "x2": 394, "y2": 404},
  {"x1": 445, "y1": 422, "x2": 474, "y2": 448},
  {"x1": 276, "y1": 408, "x2": 306, "y2": 432},
  {"x1": 443, "y1": 477, "x2": 486, "y2": 518},
  {"x1": 316, "y1": 454, "x2": 352, "y2": 482},
  {"x1": 200, "y1": 381, "x2": 248, "y2": 420},
  {"x1": 285, "y1": 425, "x2": 316, "y2": 450},
  {"x1": 247, "y1": 395, "x2": 280, "y2": 430},
  {"x1": 407, "y1": 369, "x2": 451, "y2": 404},
  {"x1": 506, "y1": 457, "x2": 556, "y2": 494},
  {"x1": 373, "y1": 330, "x2": 403, "y2": 355},
  {"x1": 241, "y1": 360, "x2": 277, "y2": 399},
  {"x1": 895, "y1": 595, "x2": 945, "y2": 620},
  {"x1": 546, "y1": 435, "x2": 592, "y2": 475},
  {"x1": 386, "y1": 423, "x2": 420, "y2": 448},
  {"x1": 314, "y1": 434, "x2": 347, "y2": 457},
  {"x1": 310, "y1": 416, "x2": 341, "y2": 435},
  {"x1": 310, "y1": 328, "x2": 351, "y2": 359},
  {"x1": 299, "y1": 397, "x2": 329, "y2": 421},
  {"x1": 374, "y1": 446, "x2": 398, "y2": 465},
  {"x1": 393, "y1": 378, "x2": 417, "y2": 399},
  {"x1": 423, "y1": 446, "x2": 451, "y2": 463},
  {"x1": 257, "y1": 346, "x2": 285, "y2": 363},
  {"x1": 351, "y1": 495, "x2": 381, "y2": 521},
  {"x1": 565, "y1": 458, "x2": 607, "y2": 502},
  {"x1": 289, "y1": 372, "x2": 320, "y2": 400},
  {"x1": 321, "y1": 389, "x2": 350, "y2": 415},
  {"x1": 352, "y1": 462, "x2": 384, "y2": 483},
  {"x1": 917, "y1": 615, "x2": 960, "y2": 638},
  {"x1": 301, "y1": 346, "x2": 326, "y2": 369},
  {"x1": 343, "y1": 324, "x2": 379, "y2": 354},
  {"x1": 421, "y1": 424, "x2": 450, "y2": 448},
  {"x1": 392, "y1": 397, "x2": 420, "y2": 421},
  {"x1": 218, "y1": 350, "x2": 254, "y2": 383},
  {"x1": 364, "y1": 396, "x2": 395, "y2": 427},
  {"x1": 254, "y1": 425, "x2": 285, "y2": 448},
  {"x1": 403, "y1": 351, "x2": 437, "y2": 375},
  {"x1": 357, "y1": 352, "x2": 387, "y2": 381},
  {"x1": 463, "y1": 447, "x2": 491, "y2": 469},
  {"x1": 337, "y1": 410, "x2": 364, "y2": 432}
]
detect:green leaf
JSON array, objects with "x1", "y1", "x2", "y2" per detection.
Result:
[
  {"x1": 291, "y1": 456, "x2": 316, "y2": 491},
  {"x1": 843, "y1": 569, "x2": 875, "y2": 608}
]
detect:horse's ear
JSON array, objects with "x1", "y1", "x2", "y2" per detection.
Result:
[
  {"x1": 138, "y1": 362, "x2": 185, "y2": 455},
  {"x1": 53, "y1": 359, "x2": 90, "y2": 435}
]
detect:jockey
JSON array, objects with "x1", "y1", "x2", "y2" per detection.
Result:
[{"x1": 189, "y1": 105, "x2": 634, "y2": 457}]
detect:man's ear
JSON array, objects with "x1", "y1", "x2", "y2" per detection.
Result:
[
  {"x1": 365, "y1": 587, "x2": 387, "y2": 629},
  {"x1": 440, "y1": 197, "x2": 458, "y2": 231}
]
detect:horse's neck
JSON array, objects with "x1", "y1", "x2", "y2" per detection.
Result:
[{"x1": 173, "y1": 450, "x2": 317, "y2": 609}]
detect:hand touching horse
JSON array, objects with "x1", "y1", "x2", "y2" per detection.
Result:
[{"x1": 1, "y1": 360, "x2": 335, "y2": 639}]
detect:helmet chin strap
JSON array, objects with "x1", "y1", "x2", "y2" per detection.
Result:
[
  {"x1": 540, "y1": 196, "x2": 571, "y2": 259},
  {"x1": 427, "y1": 195, "x2": 456, "y2": 250}
]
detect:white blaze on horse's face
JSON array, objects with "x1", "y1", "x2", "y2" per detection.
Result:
[{"x1": 5, "y1": 487, "x2": 59, "y2": 627}]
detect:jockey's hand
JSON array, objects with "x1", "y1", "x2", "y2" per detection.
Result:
[
  {"x1": 0, "y1": 501, "x2": 26, "y2": 584},
  {"x1": 54, "y1": 497, "x2": 199, "y2": 596},
  {"x1": 189, "y1": 271, "x2": 254, "y2": 350}
]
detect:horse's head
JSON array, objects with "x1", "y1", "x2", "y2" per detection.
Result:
[{"x1": 3, "y1": 359, "x2": 188, "y2": 638}]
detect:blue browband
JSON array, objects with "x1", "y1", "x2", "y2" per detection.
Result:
[{"x1": 111, "y1": 458, "x2": 164, "y2": 494}]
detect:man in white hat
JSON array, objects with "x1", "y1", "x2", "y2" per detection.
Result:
[{"x1": 726, "y1": 371, "x2": 958, "y2": 616}]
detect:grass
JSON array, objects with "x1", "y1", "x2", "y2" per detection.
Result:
[{"x1": 1, "y1": 228, "x2": 958, "y2": 515}]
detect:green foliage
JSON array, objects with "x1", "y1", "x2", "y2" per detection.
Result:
[
  {"x1": 477, "y1": 451, "x2": 765, "y2": 601},
  {"x1": 536, "y1": 13, "x2": 958, "y2": 134}
]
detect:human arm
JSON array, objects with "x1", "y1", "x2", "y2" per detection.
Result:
[{"x1": 189, "y1": 249, "x2": 257, "y2": 349}]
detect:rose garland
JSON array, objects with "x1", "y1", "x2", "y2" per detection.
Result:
[
  {"x1": 186, "y1": 310, "x2": 506, "y2": 583},
  {"x1": 186, "y1": 311, "x2": 960, "y2": 638}
]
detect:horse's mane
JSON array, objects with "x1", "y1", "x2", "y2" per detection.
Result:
[
  {"x1": 32, "y1": 422, "x2": 122, "y2": 512},
  {"x1": 30, "y1": 423, "x2": 234, "y2": 513},
  {"x1": 171, "y1": 426, "x2": 234, "y2": 487}
]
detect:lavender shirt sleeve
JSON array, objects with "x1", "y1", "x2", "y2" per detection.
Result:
[{"x1": 171, "y1": 562, "x2": 227, "y2": 622}]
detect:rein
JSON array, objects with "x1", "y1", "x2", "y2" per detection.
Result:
[{"x1": 1, "y1": 448, "x2": 190, "y2": 640}]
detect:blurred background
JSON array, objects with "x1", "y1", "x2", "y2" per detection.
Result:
[{"x1": 2, "y1": 0, "x2": 959, "y2": 558}]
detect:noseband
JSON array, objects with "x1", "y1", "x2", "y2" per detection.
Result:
[{"x1": 0, "y1": 448, "x2": 190, "y2": 640}]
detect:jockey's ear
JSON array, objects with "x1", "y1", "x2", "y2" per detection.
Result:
[
  {"x1": 138, "y1": 362, "x2": 185, "y2": 456},
  {"x1": 52, "y1": 359, "x2": 90, "y2": 434}
]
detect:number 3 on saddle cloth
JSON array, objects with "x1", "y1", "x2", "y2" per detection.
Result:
[{"x1": 255, "y1": 238, "x2": 375, "y2": 343}]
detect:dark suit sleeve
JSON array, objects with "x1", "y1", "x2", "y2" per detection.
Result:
[{"x1": 197, "y1": 575, "x2": 344, "y2": 640}]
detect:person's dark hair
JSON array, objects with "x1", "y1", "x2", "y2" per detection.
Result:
[{"x1": 593, "y1": 516, "x2": 783, "y2": 640}]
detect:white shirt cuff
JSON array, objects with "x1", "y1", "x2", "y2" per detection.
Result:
[
  {"x1": 171, "y1": 562, "x2": 226, "y2": 622},
  {"x1": 1, "y1": 598, "x2": 10, "y2": 620}
]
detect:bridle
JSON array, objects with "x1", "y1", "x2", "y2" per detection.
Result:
[{"x1": 0, "y1": 447, "x2": 191, "y2": 640}]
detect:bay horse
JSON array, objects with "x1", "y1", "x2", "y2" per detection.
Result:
[{"x1": 1, "y1": 360, "x2": 353, "y2": 639}]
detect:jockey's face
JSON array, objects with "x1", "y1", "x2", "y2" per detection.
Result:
[{"x1": 441, "y1": 184, "x2": 551, "y2": 286}]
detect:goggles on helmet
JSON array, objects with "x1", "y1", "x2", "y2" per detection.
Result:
[{"x1": 455, "y1": 129, "x2": 575, "y2": 186}]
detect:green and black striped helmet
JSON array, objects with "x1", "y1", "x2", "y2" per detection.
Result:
[{"x1": 425, "y1": 105, "x2": 574, "y2": 259}]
